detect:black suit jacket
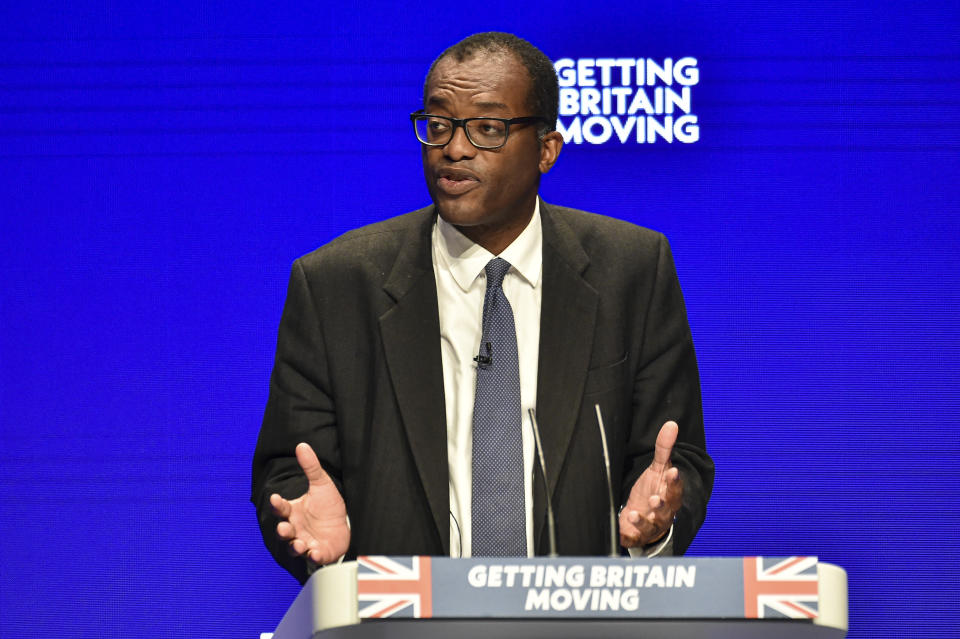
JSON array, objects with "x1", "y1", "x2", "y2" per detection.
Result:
[{"x1": 252, "y1": 201, "x2": 714, "y2": 583}]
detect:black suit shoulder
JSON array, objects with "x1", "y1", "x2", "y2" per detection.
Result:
[
  {"x1": 542, "y1": 203, "x2": 669, "y2": 284},
  {"x1": 285, "y1": 206, "x2": 435, "y2": 322},
  {"x1": 546, "y1": 203, "x2": 663, "y2": 243},
  {"x1": 296, "y1": 205, "x2": 433, "y2": 273},
  {"x1": 547, "y1": 202, "x2": 664, "y2": 248}
]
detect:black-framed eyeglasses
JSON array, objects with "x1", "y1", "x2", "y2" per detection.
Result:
[{"x1": 411, "y1": 111, "x2": 546, "y2": 150}]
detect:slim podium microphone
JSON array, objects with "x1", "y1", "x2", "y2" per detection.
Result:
[
  {"x1": 594, "y1": 404, "x2": 620, "y2": 557},
  {"x1": 528, "y1": 408, "x2": 558, "y2": 557}
]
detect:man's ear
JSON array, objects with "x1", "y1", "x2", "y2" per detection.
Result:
[{"x1": 538, "y1": 130, "x2": 564, "y2": 174}]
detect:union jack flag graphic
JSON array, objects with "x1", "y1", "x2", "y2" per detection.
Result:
[
  {"x1": 743, "y1": 556, "x2": 819, "y2": 619},
  {"x1": 356, "y1": 556, "x2": 433, "y2": 619}
]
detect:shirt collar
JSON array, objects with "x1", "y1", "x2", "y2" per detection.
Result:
[{"x1": 434, "y1": 198, "x2": 543, "y2": 292}]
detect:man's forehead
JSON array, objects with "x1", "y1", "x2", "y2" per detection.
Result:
[
  {"x1": 426, "y1": 94, "x2": 510, "y2": 113},
  {"x1": 435, "y1": 47, "x2": 513, "y2": 69},
  {"x1": 428, "y1": 52, "x2": 514, "y2": 85},
  {"x1": 425, "y1": 51, "x2": 530, "y2": 107}
]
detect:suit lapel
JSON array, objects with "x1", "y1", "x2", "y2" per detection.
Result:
[
  {"x1": 375, "y1": 203, "x2": 598, "y2": 555},
  {"x1": 534, "y1": 202, "x2": 599, "y2": 550},
  {"x1": 379, "y1": 208, "x2": 450, "y2": 554}
]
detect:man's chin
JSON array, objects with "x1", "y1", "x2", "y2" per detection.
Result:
[{"x1": 434, "y1": 200, "x2": 484, "y2": 228}]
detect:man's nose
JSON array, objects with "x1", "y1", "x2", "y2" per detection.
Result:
[{"x1": 443, "y1": 124, "x2": 477, "y2": 161}]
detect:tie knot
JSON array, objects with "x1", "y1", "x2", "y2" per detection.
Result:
[{"x1": 484, "y1": 257, "x2": 512, "y2": 291}]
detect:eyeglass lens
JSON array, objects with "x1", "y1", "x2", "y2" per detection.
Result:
[{"x1": 414, "y1": 116, "x2": 508, "y2": 148}]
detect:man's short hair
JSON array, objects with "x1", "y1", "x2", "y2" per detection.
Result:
[{"x1": 423, "y1": 32, "x2": 559, "y2": 138}]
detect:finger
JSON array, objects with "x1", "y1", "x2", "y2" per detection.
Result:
[
  {"x1": 295, "y1": 442, "x2": 330, "y2": 486},
  {"x1": 664, "y1": 468, "x2": 682, "y2": 494},
  {"x1": 270, "y1": 493, "x2": 292, "y2": 518},
  {"x1": 288, "y1": 537, "x2": 307, "y2": 557},
  {"x1": 653, "y1": 468, "x2": 676, "y2": 501},
  {"x1": 277, "y1": 520, "x2": 296, "y2": 540},
  {"x1": 645, "y1": 509, "x2": 671, "y2": 537},
  {"x1": 306, "y1": 540, "x2": 331, "y2": 566},
  {"x1": 620, "y1": 510, "x2": 661, "y2": 547},
  {"x1": 647, "y1": 498, "x2": 673, "y2": 527},
  {"x1": 651, "y1": 421, "x2": 679, "y2": 471},
  {"x1": 663, "y1": 472, "x2": 684, "y2": 510},
  {"x1": 644, "y1": 493, "x2": 674, "y2": 527},
  {"x1": 619, "y1": 513, "x2": 641, "y2": 547}
]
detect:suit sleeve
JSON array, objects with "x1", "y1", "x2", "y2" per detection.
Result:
[
  {"x1": 621, "y1": 233, "x2": 714, "y2": 554},
  {"x1": 251, "y1": 258, "x2": 343, "y2": 583}
]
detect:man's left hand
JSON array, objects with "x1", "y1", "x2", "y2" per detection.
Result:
[{"x1": 619, "y1": 420, "x2": 684, "y2": 548}]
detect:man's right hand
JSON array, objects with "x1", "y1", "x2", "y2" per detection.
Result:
[{"x1": 270, "y1": 442, "x2": 350, "y2": 566}]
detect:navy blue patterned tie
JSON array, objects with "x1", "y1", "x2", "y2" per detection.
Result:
[{"x1": 472, "y1": 257, "x2": 526, "y2": 557}]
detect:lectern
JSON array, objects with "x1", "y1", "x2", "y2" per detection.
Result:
[{"x1": 266, "y1": 556, "x2": 848, "y2": 638}]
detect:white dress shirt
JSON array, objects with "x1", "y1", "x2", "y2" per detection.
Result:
[
  {"x1": 432, "y1": 201, "x2": 543, "y2": 557},
  {"x1": 431, "y1": 199, "x2": 672, "y2": 558}
]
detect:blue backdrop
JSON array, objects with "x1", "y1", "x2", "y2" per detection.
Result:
[{"x1": 1, "y1": 1, "x2": 958, "y2": 637}]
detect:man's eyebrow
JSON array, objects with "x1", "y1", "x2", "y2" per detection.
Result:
[{"x1": 472, "y1": 100, "x2": 509, "y2": 111}]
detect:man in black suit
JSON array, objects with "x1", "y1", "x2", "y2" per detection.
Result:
[{"x1": 252, "y1": 32, "x2": 714, "y2": 583}]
